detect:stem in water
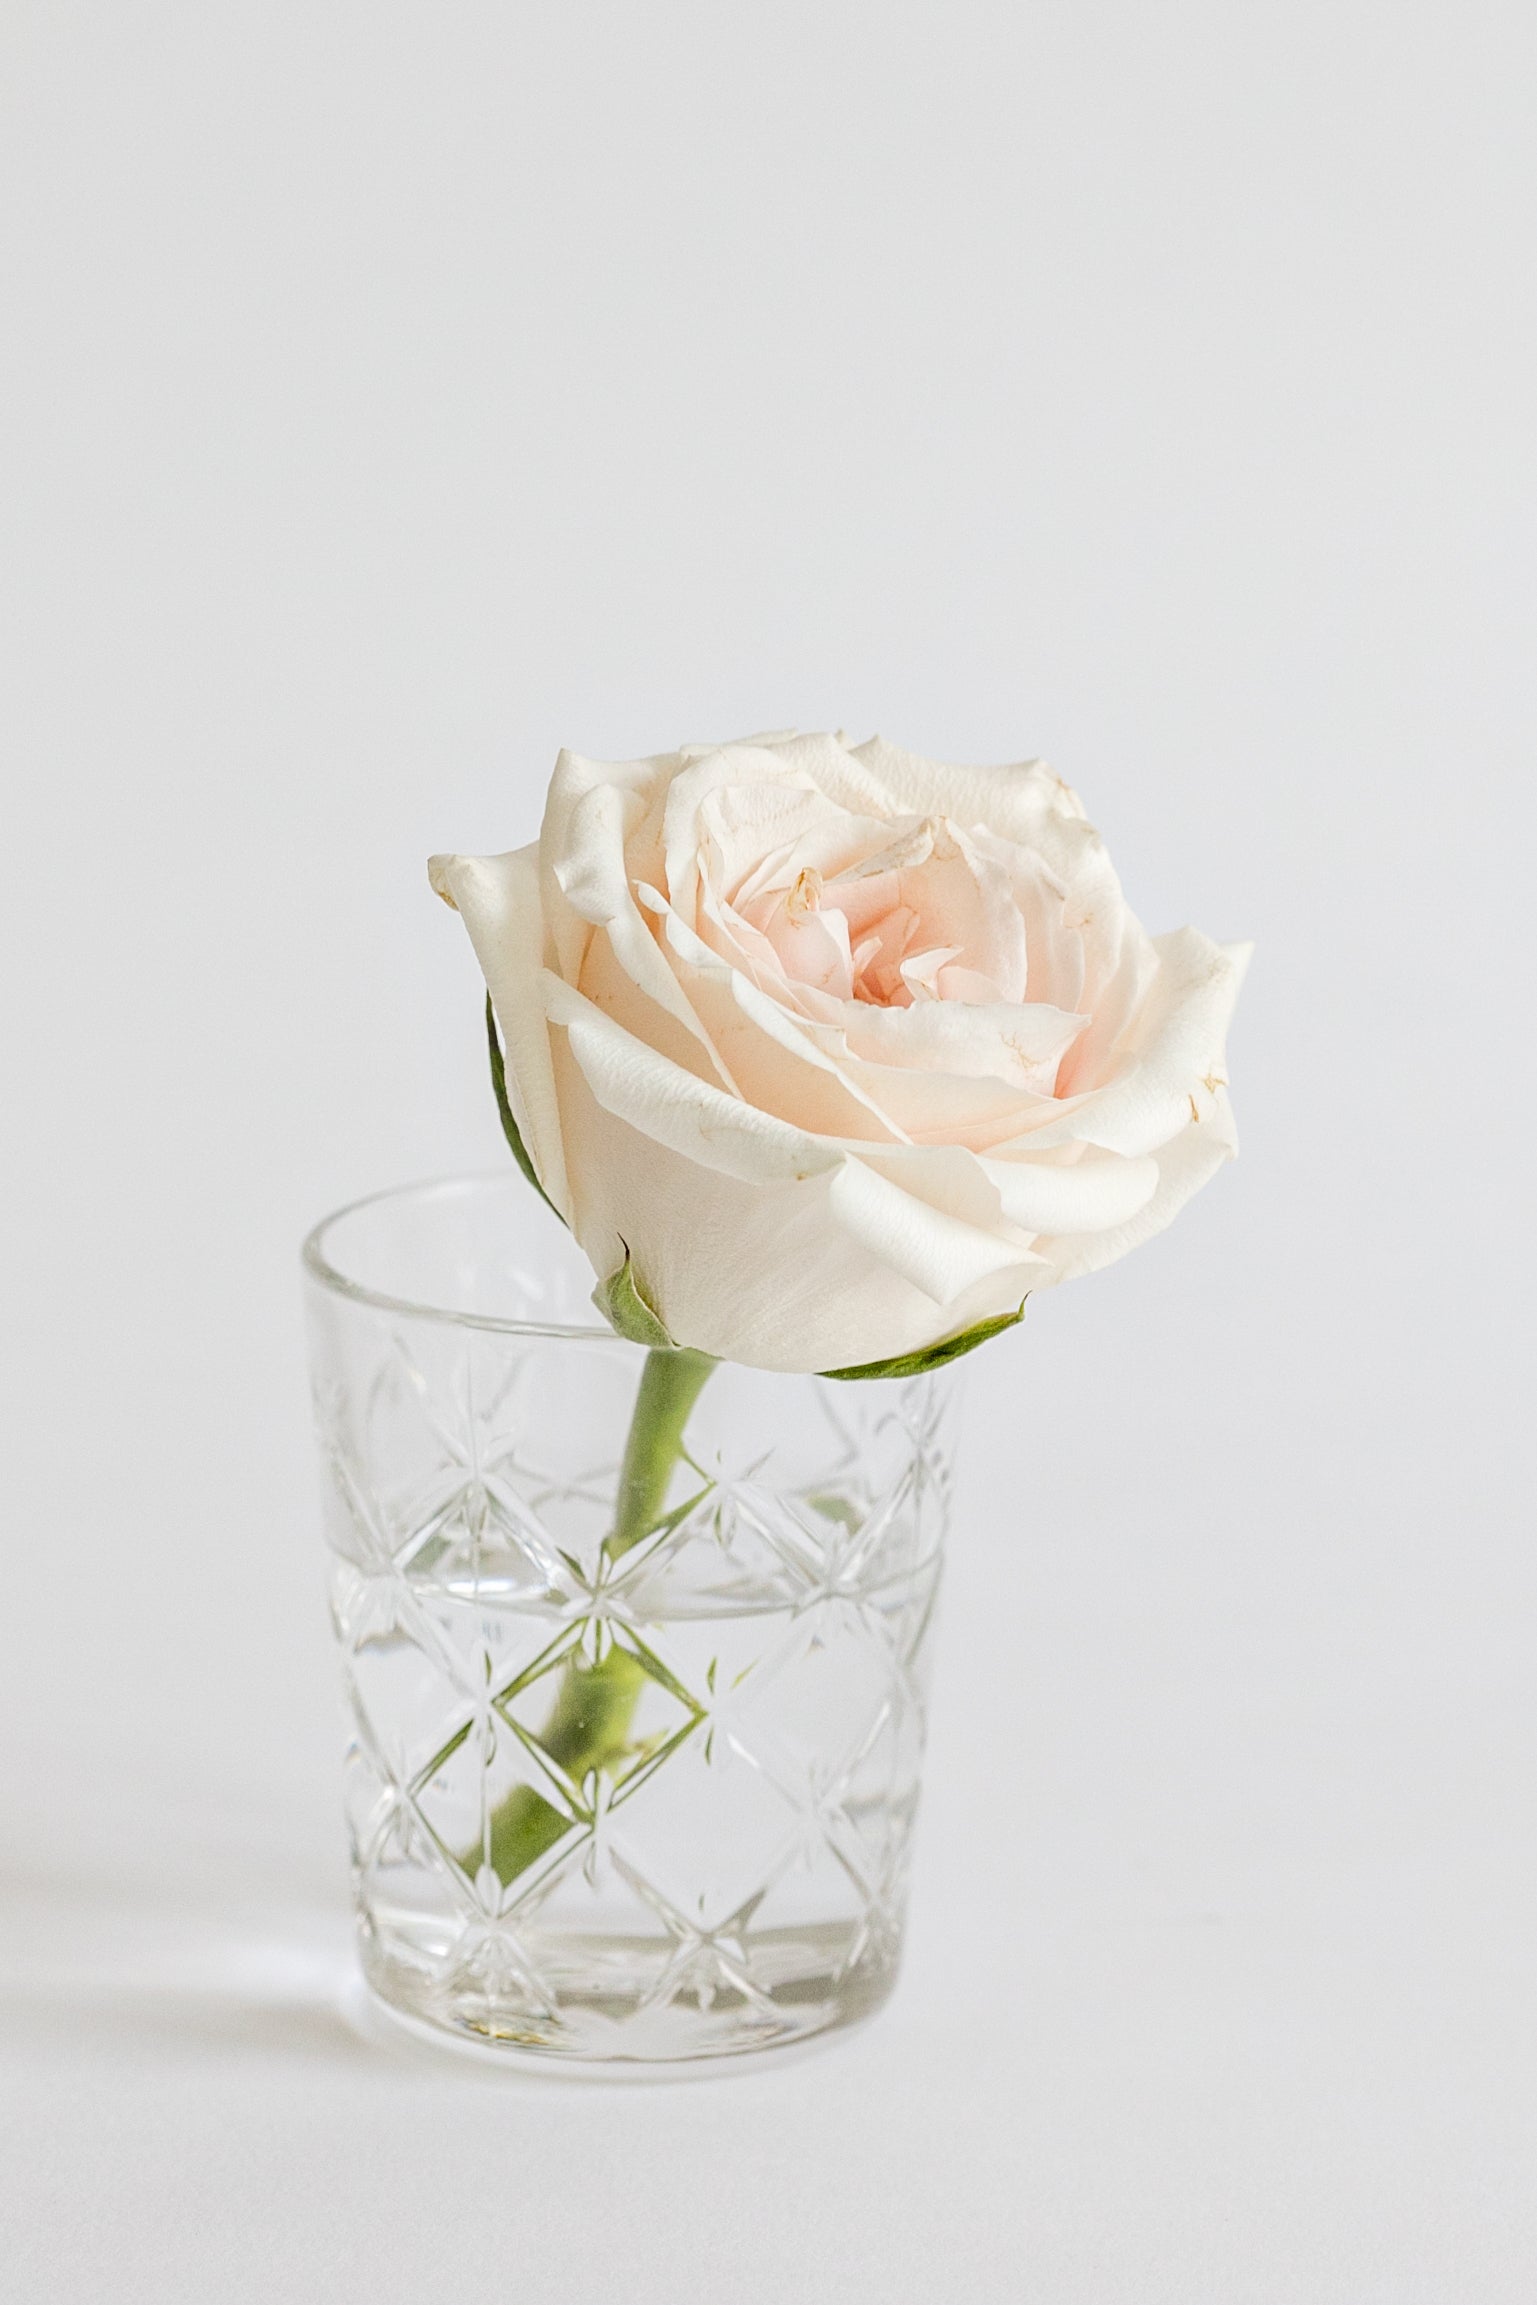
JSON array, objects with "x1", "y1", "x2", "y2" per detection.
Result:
[{"x1": 471, "y1": 1346, "x2": 716, "y2": 1888}]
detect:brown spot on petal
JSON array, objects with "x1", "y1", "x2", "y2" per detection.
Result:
[
  {"x1": 1188, "y1": 1093, "x2": 1201, "y2": 1123},
  {"x1": 786, "y1": 867, "x2": 823, "y2": 920}
]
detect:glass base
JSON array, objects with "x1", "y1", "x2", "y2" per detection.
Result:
[{"x1": 349, "y1": 1929, "x2": 895, "y2": 2076}]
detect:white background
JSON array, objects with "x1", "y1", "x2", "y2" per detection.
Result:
[{"x1": 3, "y1": 3, "x2": 1534, "y2": 2297}]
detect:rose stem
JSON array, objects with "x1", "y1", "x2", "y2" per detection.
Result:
[{"x1": 472, "y1": 1345, "x2": 716, "y2": 1888}]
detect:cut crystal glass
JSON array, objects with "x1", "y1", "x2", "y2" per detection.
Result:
[{"x1": 303, "y1": 1174, "x2": 956, "y2": 2071}]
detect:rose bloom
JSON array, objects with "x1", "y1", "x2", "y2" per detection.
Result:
[{"x1": 431, "y1": 731, "x2": 1247, "y2": 1374}]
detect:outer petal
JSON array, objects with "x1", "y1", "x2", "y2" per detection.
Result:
[
  {"x1": 750, "y1": 729, "x2": 899, "y2": 821},
  {"x1": 543, "y1": 974, "x2": 1042, "y2": 1365},
  {"x1": 547, "y1": 1035, "x2": 1037, "y2": 1371},
  {"x1": 1030, "y1": 1089, "x2": 1241, "y2": 1286},
  {"x1": 978, "y1": 1147, "x2": 1162, "y2": 1235},
  {"x1": 850, "y1": 735, "x2": 1085, "y2": 857},
  {"x1": 997, "y1": 928, "x2": 1246, "y2": 1159},
  {"x1": 428, "y1": 847, "x2": 571, "y2": 1221},
  {"x1": 539, "y1": 746, "x2": 676, "y2": 983},
  {"x1": 826, "y1": 1155, "x2": 1039, "y2": 1305},
  {"x1": 542, "y1": 972, "x2": 844, "y2": 1188},
  {"x1": 552, "y1": 776, "x2": 744, "y2": 1093},
  {"x1": 661, "y1": 746, "x2": 815, "y2": 929}
]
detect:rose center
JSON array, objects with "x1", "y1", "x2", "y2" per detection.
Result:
[{"x1": 726, "y1": 811, "x2": 1029, "y2": 1013}]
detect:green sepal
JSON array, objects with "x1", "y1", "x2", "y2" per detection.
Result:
[
  {"x1": 485, "y1": 993, "x2": 563, "y2": 1222},
  {"x1": 592, "y1": 1246, "x2": 677, "y2": 1348},
  {"x1": 820, "y1": 1299, "x2": 1027, "y2": 1381}
]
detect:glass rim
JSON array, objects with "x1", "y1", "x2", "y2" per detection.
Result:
[{"x1": 300, "y1": 1170, "x2": 617, "y2": 1342}]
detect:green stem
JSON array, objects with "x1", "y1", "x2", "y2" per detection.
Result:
[
  {"x1": 472, "y1": 1346, "x2": 715, "y2": 1890},
  {"x1": 608, "y1": 1345, "x2": 716, "y2": 1561}
]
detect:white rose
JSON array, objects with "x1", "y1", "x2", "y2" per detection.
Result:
[{"x1": 430, "y1": 730, "x2": 1247, "y2": 1374}]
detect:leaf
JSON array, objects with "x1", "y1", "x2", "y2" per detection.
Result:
[
  {"x1": 592, "y1": 1244, "x2": 677, "y2": 1348},
  {"x1": 820, "y1": 1299, "x2": 1028, "y2": 1381},
  {"x1": 485, "y1": 993, "x2": 563, "y2": 1222}
]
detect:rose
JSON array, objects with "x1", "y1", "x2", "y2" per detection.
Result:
[{"x1": 430, "y1": 730, "x2": 1247, "y2": 1375}]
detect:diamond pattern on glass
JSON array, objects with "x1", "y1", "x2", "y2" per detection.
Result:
[{"x1": 307, "y1": 1294, "x2": 955, "y2": 2062}]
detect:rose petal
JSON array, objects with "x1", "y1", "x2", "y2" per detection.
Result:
[
  {"x1": 542, "y1": 972, "x2": 844, "y2": 1187},
  {"x1": 547, "y1": 1040, "x2": 1036, "y2": 1369},
  {"x1": 427, "y1": 846, "x2": 571, "y2": 1220},
  {"x1": 978, "y1": 1147, "x2": 1161, "y2": 1234},
  {"x1": 553, "y1": 777, "x2": 737, "y2": 1088},
  {"x1": 837, "y1": 995, "x2": 1088, "y2": 1088},
  {"x1": 994, "y1": 928, "x2": 1246, "y2": 1159},
  {"x1": 1032, "y1": 1094, "x2": 1240, "y2": 1285},
  {"x1": 850, "y1": 735, "x2": 1084, "y2": 854},
  {"x1": 827, "y1": 1156, "x2": 1040, "y2": 1305},
  {"x1": 637, "y1": 883, "x2": 911, "y2": 1143},
  {"x1": 540, "y1": 747, "x2": 673, "y2": 982}
]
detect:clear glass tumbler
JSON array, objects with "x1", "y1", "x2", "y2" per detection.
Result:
[{"x1": 303, "y1": 1175, "x2": 956, "y2": 2071}]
